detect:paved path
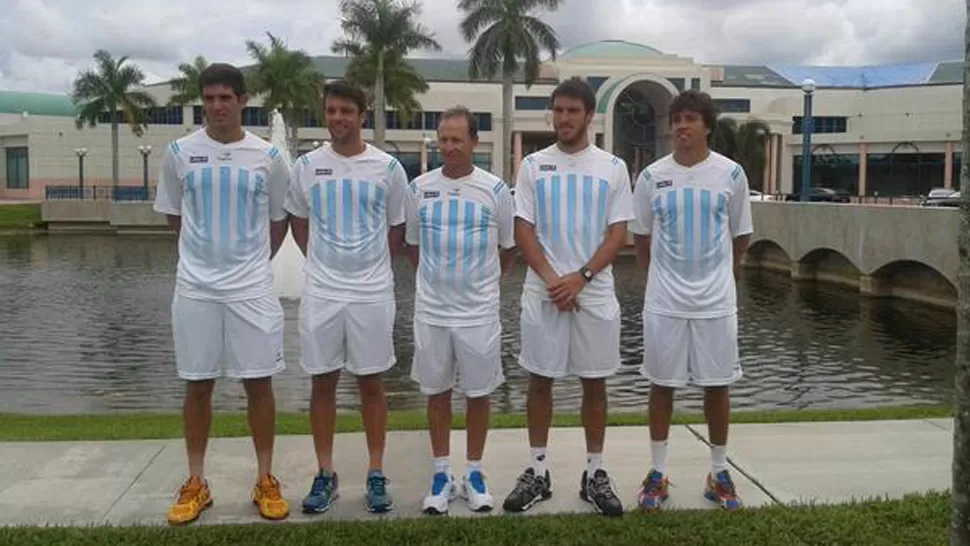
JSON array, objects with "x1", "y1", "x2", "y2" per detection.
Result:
[{"x1": 0, "y1": 418, "x2": 952, "y2": 527}]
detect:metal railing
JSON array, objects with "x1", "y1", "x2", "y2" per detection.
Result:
[{"x1": 45, "y1": 185, "x2": 156, "y2": 202}]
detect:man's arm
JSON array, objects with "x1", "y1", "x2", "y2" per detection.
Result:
[
  {"x1": 290, "y1": 215, "x2": 309, "y2": 256},
  {"x1": 270, "y1": 218, "x2": 289, "y2": 259},
  {"x1": 514, "y1": 219, "x2": 558, "y2": 285},
  {"x1": 733, "y1": 234, "x2": 751, "y2": 279},
  {"x1": 389, "y1": 225, "x2": 406, "y2": 258},
  {"x1": 267, "y1": 150, "x2": 291, "y2": 260},
  {"x1": 629, "y1": 167, "x2": 655, "y2": 272},
  {"x1": 165, "y1": 214, "x2": 181, "y2": 236},
  {"x1": 634, "y1": 234, "x2": 650, "y2": 271},
  {"x1": 283, "y1": 159, "x2": 311, "y2": 258},
  {"x1": 727, "y1": 164, "x2": 754, "y2": 280},
  {"x1": 500, "y1": 247, "x2": 518, "y2": 275},
  {"x1": 405, "y1": 243, "x2": 419, "y2": 269},
  {"x1": 387, "y1": 160, "x2": 410, "y2": 259},
  {"x1": 154, "y1": 142, "x2": 183, "y2": 236}
]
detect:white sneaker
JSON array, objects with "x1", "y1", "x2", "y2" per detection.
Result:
[
  {"x1": 422, "y1": 472, "x2": 457, "y2": 515},
  {"x1": 461, "y1": 470, "x2": 494, "y2": 512}
]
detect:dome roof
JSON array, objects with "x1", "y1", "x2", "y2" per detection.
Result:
[
  {"x1": 560, "y1": 40, "x2": 663, "y2": 61},
  {"x1": 0, "y1": 91, "x2": 78, "y2": 117}
]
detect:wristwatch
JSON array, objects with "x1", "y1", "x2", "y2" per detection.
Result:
[{"x1": 580, "y1": 266, "x2": 594, "y2": 283}]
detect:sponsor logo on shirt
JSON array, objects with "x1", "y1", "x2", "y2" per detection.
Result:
[
  {"x1": 315, "y1": 168, "x2": 333, "y2": 176},
  {"x1": 216, "y1": 152, "x2": 232, "y2": 162},
  {"x1": 189, "y1": 155, "x2": 208, "y2": 164},
  {"x1": 539, "y1": 164, "x2": 557, "y2": 172},
  {"x1": 656, "y1": 179, "x2": 673, "y2": 189},
  {"x1": 447, "y1": 188, "x2": 461, "y2": 196},
  {"x1": 423, "y1": 190, "x2": 440, "y2": 199}
]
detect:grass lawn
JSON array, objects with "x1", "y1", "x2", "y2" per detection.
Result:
[
  {"x1": 0, "y1": 492, "x2": 949, "y2": 546},
  {"x1": 0, "y1": 404, "x2": 951, "y2": 442},
  {"x1": 0, "y1": 203, "x2": 42, "y2": 229}
]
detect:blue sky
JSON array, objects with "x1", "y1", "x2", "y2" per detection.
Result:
[{"x1": 0, "y1": 0, "x2": 963, "y2": 93}]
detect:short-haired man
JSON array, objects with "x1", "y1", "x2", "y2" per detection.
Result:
[
  {"x1": 285, "y1": 79, "x2": 408, "y2": 515},
  {"x1": 630, "y1": 90, "x2": 753, "y2": 512},
  {"x1": 404, "y1": 106, "x2": 516, "y2": 515},
  {"x1": 503, "y1": 77, "x2": 633, "y2": 517},
  {"x1": 154, "y1": 62, "x2": 291, "y2": 524}
]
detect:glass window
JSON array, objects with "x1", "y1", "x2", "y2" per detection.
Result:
[
  {"x1": 668, "y1": 78, "x2": 685, "y2": 92},
  {"x1": 241, "y1": 107, "x2": 268, "y2": 126},
  {"x1": 474, "y1": 113, "x2": 492, "y2": 132},
  {"x1": 792, "y1": 116, "x2": 848, "y2": 134},
  {"x1": 714, "y1": 99, "x2": 751, "y2": 113},
  {"x1": 5, "y1": 147, "x2": 29, "y2": 190},
  {"x1": 587, "y1": 76, "x2": 608, "y2": 93},
  {"x1": 793, "y1": 152, "x2": 860, "y2": 195},
  {"x1": 515, "y1": 96, "x2": 549, "y2": 111}
]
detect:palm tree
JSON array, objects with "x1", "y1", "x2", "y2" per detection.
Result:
[
  {"x1": 245, "y1": 32, "x2": 327, "y2": 158},
  {"x1": 71, "y1": 49, "x2": 157, "y2": 186},
  {"x1": 342, "y1": 47, "x2": 428, "y2": 128},
  {"x1": 952, "y1": 4, "x2": 970, "y2": 543},
  {"x1": 333, "y1": 0, "x2": 441, "y2": 149},
  {"x1": 459, "y1": 0, "x2": 562, "y2": 184},
  {"x1": 168, "y1": 55, "x2": 209, "y2": 106},
  {"x1": 712, "y1": 117, "x2": 770, "y2": 190}
]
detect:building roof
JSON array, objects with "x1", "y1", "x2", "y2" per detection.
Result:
[
  {"x1": 560, "y1": 40, "x2": 663, "y2": 60},
  {"x1": 0, "y1": 90, "x2": 78, "y2": 117},
  {"x1": 716, "y1": 60, "x2": 964, "y2": 89}
]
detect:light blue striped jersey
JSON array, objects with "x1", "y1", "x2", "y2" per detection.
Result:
[
  {"x1": 630, "y1": 151, "x2": 754, "y2": 319},
  {"x1": 153, "y1": 129, "x2": 290, "y2": 302},
  {"x1": 405, "y1": 166, "x2": 515, "y2": 326},
  {"x1": 285, "y1": 143, "x2": 408, "y2": 302},
  {"x1": 514, "y1": 144, "x2": 635, "y2": 305}
]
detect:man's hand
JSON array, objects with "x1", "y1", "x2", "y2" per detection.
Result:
[{"x1": 548, "y1": 272, "x2": 586, "y2": 312}]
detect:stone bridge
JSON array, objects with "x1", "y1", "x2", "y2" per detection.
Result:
[{"x1": 743, "y1": 202, "x2": 959, "y2": 308}]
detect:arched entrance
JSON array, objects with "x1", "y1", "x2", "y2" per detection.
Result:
[{"x1": 605, "y1": 77, "x2": 677, "y2": 177}]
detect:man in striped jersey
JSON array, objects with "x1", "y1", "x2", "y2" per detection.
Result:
[
  {"x1": 285, "y1": 80, "x2": 408, "y2": 515},
  {"x1": 630, "y1": 90, "x2": 753, "y2": 513},
  {"x1": 404, "y1": 106, "x2": 516, "y2": 515},
  {"x1": 503, "y1": 77, "x2": 633, "y2": 517},
  {"x1": 153, "y1": 63, "x2": 291, "y2": 524}
]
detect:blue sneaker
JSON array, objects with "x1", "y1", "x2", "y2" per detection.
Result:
[
  {"x1": 460, "y1": 470, "x2": 494, "y2": 512},
  {"x1": 302, "y1": 470, "x2": 338, "y2": 514},
  {"x1": 421, "y1": 472, "x2": 456, "y2": 515},
  {"x1": 704, "y1": 470, "x2": 742, "y2": 511},
  {"x1": 365, "y1": 470, "x2": 393, "y2": 513}
]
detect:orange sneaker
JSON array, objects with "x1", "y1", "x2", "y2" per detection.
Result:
[
  {"x1": 167, "y1": 476, "x2": 212, "y2": 525},
  {"x1": 252, "y1": 474, "x2": 290, "y2": 520}
]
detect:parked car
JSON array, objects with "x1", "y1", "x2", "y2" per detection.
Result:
[
  {"x1": 920, "y1": 188, "x2": 958, "y2": 207},
  {"x1": 749, "y1": 190, "x2": 780, "y2": 201},
  {"x1": 785, "y1": 187, "x2": 851, "y2": 203}
]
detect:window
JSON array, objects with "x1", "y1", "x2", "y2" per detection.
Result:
[
  {"x1": 474, "y1": 113, "x2": 492, "y2": 132},
  {"x1": 147, "y1": 106, "x2": 184, "y2": 125},
  {"x1": 587, "y1": 76, "x2": 608, "y2": 93},
  {"x1": 241, "y1": 107, "x2": 268, "y2": 126},
  {"x1": 715, "y1": 99, "x2": 751, "y2": 113},
  {"x1": 193, "y1": 106, "x2": 204, "y2": 125},
  {"x1": 423, "y1": 111, "x2": 441, "y2": 131},
  {"x1": 668, "y1": 78, "x2": 685, "y2": 92},
  {"x1": 473, "y1": 152, "x2": 492, "y2": 172},
  {"x1": 515, "y1": 96, "x2": 549, "y2": 111},
  {"x1": 6, "y1": 147, "x2": 29, "y2": 190},
  {"x1": 792, "y1": 116, "x2": 848, "y2": 134},
  {"x1": 691, "y1": 78, "x2": 701, "y2": 91}
]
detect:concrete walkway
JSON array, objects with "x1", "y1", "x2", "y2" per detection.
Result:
[{"x1": 0, "y1": 418, "x2": 952, "y2": 527}]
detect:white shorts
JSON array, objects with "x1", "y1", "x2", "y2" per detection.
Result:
[
  {"x1": 299, "y1": 294, "x2": 396, "y2": 376},
  {"x1": 517, "y1": 293, "x2": 621, "y2": 379},
  {"x1": 641, "y1": 312, "x2": 743, "y2": 388},
  {"x1": 172, "y1": 292, "x2": 286, "y2": 381},
  {"x1": 410, "y1": 319, "x2": 505, "y2": 398}
]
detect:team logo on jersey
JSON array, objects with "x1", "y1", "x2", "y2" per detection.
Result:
[
  {"x1": 656, "y1": 179, "x2": 673, "y2": 189},
  {"x1": 189, "y1": 155, "x2": 208, "y2": 164},
  {"x1": 447, "y1": 188, "x2": 461, "y2": 196},
  {"x1": 539, "y1": 164, "x2": 557, "y2": 172},
  {"x1": 216, "y1": 152, "x2": 232, "y2": 162},
  {"x1": 315, "y1": 168, "x2": 333, "y2": 176},
  {"x1": 423, "y1": 191, "x2": 440, "y2": 198}
]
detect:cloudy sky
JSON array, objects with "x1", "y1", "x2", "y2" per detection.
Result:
[{"x1": 0, "y1": 0, "x2": 964, "y2": 94}]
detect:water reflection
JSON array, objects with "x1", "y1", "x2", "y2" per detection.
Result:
[{"x1": 0, "y1": 235, "x2": 956, "y2": 414}]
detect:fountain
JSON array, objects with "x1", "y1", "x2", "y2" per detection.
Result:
[{"x1": 268, "y1": 109, "x2": 305, "y2": 300}]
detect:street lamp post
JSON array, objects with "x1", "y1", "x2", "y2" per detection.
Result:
[
  {"x1": 800, "y1": 78, "x2": 816, "y2": 202},
  {"x1": 74, "y1": 147, "x2": 87, "y2": 198},
  {"x1": 137, "y1": 145, "x2": 152, "y2": 196}
]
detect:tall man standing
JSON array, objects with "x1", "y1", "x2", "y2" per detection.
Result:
[
  {"x1": 154, "y1": 63, "x2": 291, "y2": 525},
  {"x1": 285, "y1": 80, "x2": 408, "y2": 515},
  {"x1": 404, "y1": 106, "x2": 517, "y2": 515},
  {"x1": 630, "y1": 90, "x2": 752, "y2": 512},
  {"x1": 502, "y1": 77, "x2": 633, "y2": 517}
]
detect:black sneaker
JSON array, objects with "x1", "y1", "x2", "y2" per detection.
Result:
[
  {"x1": 579, "y1": 469, "x2": 623, "y2": 516},
  {"x1": 502, "y1": 468, "x2": 552, "y2": 512}
]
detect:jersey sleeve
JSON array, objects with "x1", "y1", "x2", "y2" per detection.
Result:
[
  {"x1": 496, "y1": 182, "x2": 515, "y2": 249},
  {"x1": 513, "y1": 158, "x2": 536, "y2": 224},
  {"x1": 630, "y1": 167, "x2": 655, "y2": 236},
  {"x1": 283, "y1": 158, "x2": 310, "y2": 219},
  {"x1": 267, "y1": 149, "x2": 291, "y2": 222},
  {"x1": 607, "y1": 158, "x2": 636, "y2": 225},
  {"x1": 728, "y1": 164, "x2": 754, "y2": 237},
  {"x1": 153, "y1": 143, "x2": 182, "y2": 216},
  {"x1": 404, "y1": 180, "x2": 421, "y2": 246},
  {"x1": 386, "y1": 158, "x2": 408, "y2": 228}
]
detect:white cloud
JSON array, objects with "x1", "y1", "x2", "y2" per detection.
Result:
[{"x1": 0, "y1": 0, "x2": 963, "y2": 93}]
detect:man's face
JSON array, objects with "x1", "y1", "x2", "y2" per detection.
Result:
[
  {"x1": 201, "y1": 84, "x2": 246, "y2": 131},
  {"x1": 325, "y1": 95, "x2": 364, "y2": 143},
  {"x1": 670, "y1": 108, "x2": 711, "y2": 152},
  {"x1": 438, "y1": 115, "x2": 477, "y2": 170},
  {"x1": 552, "y1": 95, "x2": 592, "y2": 146}
]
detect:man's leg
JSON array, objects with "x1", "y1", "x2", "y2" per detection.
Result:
[
  {"x1": 184, "y1": 380, "x2": 215, "y2": 478},
  {"x1": 580, "y1": 377, "x2": 607, "y2": 472},
  {"x1": 526, "y1": 373, "x2": 555, "y2": 476},
  {"x1": 704, "y1": 386, "x2": 730, "y2": 473},
  {"x1": 310, "y1": 371, "x2": 340, "y2": 472},
  {"x1": 242, "y1": 377, "x2": 276, "y2": 479},
  {"x1": 648, "y1": 385, "x2": 676, "y2": 474},
  {"x1": 357, "y1": 373, "x2": 388, "y2": 473}
]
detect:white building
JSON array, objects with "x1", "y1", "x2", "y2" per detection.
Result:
[{"x1": 0, "y1": 39, "x2": 962, "y2": 201}]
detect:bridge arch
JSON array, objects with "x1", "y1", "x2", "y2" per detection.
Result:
[
  {"x1": 865, "y1": 260, "x2": 957, "y2": 308},
  {"x1": 794, "y1": 247, "x2": 862, "y2": 287},
  {"x1": 743, "y1": 239, "x2": 791, "y2": 273}
]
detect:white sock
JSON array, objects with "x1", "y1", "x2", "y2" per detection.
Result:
[
  {"x1": 530, "y1": 447, "x2": 548, "y2": 477},
  {"x1": 586, "y1": 452, "x2": 604, "y2": 476},
  {"x1": 433, "y1": 456, "x2": 450, "y2": 476},
  {"x1": 711, "y1": 445, "x2": 728, "y2": 474},
  {"x1": 651, "y1": 440, "x2": 669, "y2": 474},
  {"x1": 466, "y1": 460, "x2": 482, "y2": 477}
]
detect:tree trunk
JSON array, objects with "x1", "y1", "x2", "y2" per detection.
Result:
[
  {"x1": 953, "y1": 3, "x2": 970, "y2": 543},
  {"x1": 110, "y1": 115, "x2": 119, "y2": 187},
  {"x1": 502, "y1": 73, "x2": 514, "y2": 184},
  {"x1": 373, "y1": 52, "x2": 386, "y2": 150}
]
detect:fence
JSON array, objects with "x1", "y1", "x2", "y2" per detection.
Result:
[{"x1": 45, "y1": 186, "x2": 156, "y2": 202}]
